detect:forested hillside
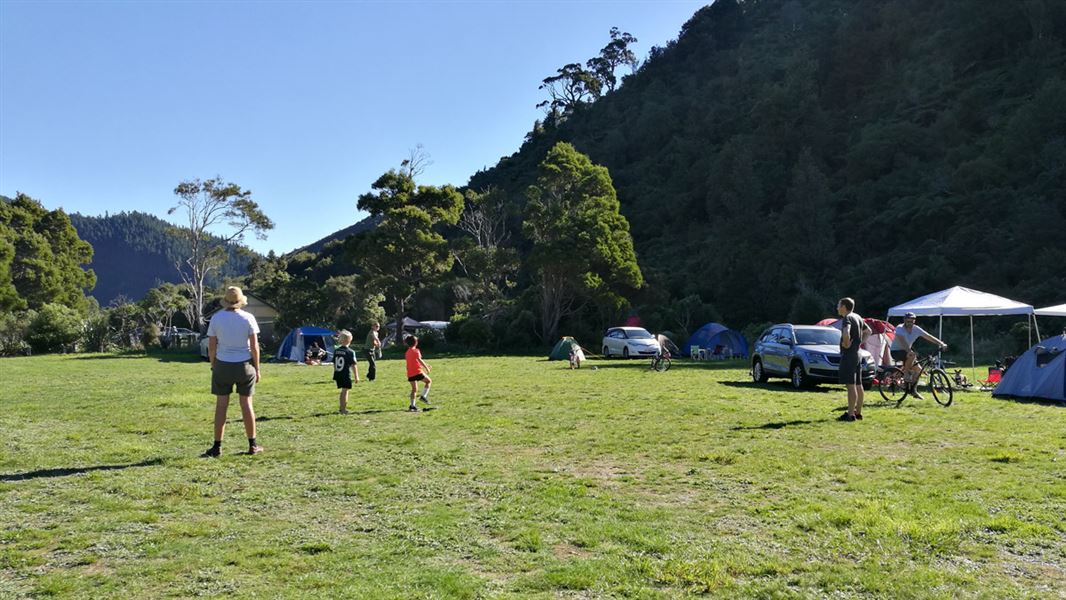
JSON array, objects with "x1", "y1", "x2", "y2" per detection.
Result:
[
  {"x1": 68, "y1": 211, "x2": 253, "y2": 304},
  {"x1": 291, "y1": 216, "x2": 379, "y2": 257},
  {"x1": 469, "y1": 0, "x2": 1066, "y2": 326}
]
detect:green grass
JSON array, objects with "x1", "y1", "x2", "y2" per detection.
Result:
[{"x1": 1, "y1": 351, "x2": 1064, "y2": 598}]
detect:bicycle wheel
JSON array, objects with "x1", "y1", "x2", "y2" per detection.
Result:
[
  {"x1": 878, "y1": 367, "x2": 907, "y2": 406},
  {"x1": 928, "y1": 369, "x2": 953, "y2": 406},
  {"x1": 660, "y1": 357, "x2": 671, "y2": 372}
]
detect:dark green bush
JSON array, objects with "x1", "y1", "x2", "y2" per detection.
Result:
[
  {"x1": 141, "y1": 323, "x2": 161, "y2": 348},
  {"x1": 26, "y1": 304, "x2": 84, "y2": 354},
  {"x1": 459, "y1": 319, "x2": 494, "y2": 348},
  {"x1": 0, "y1": 310, "x2": 35, "y2": 356}
]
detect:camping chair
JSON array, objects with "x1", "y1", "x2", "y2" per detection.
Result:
[
  {"x1": 711, "y1": 344, "x2": 726, "y2": 360},
  {"x1": 978, "y1": 367, "x2": 1002, "y2": 392}
]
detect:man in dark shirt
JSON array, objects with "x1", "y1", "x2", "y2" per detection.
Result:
[{"x1": 837, "y1": 297, "x2": 872, "y2": 422}]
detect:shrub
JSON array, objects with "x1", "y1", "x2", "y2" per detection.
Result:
[
  {"x1": 82, "y1": 312, "x2": 112, "y2": 352},
  {"x1": 503, "y1": 310, "x2": 539, "y2": 350},
  {"x1": 141, "y1": 323, "x2": 161, "y2": 348},
  {"x1": 416, "y1": 328, "x2": 445, "y2": 350},
  {"x1": 0, "y1": 310, "x2": 35, "y2": 356},
  {"x1": 26, "y1": 303, "x2": 84, "y2": 354},
  {"x1": 459, "y1": 319, "x2": 493, "y2": 348}
]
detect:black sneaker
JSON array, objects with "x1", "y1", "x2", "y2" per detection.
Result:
[
  {"x1": 407, "y1": 405, "x2": 420, "y2": 412},
  {"x1": 837, "y1": 413, "x2": 856, "y2": 422},
  {"x1": 248, "y1": 445, "x2": 264, "y2": 455},
  {"x1": 201, "y1": 446, "x2": 221, "y2": 458},
  {"x1": 418, "y1": 395, "x2": 431, "y2": 405},
  {"x1": 854, "y1": 412, "x2": 863, "y2": 420}
]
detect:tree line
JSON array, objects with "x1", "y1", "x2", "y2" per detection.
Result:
[
  {"x1": 0, "y1": 138, "x2": 643, "y2": 355},
  {"x1": 6, "y1": 1, "x2": 1065, "y2": 356}
]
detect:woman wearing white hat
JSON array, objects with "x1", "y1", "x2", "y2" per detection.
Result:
[{"x1": 202, "y1": 286, "x2": 263, "y2": 456}]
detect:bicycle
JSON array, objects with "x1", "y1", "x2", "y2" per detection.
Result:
[
  {"x1": 877, "y1": 350, "x2": 953, "y2": 407},
  {"x1": 650, "y1": 349, "x2": 672, "y2": 372}
]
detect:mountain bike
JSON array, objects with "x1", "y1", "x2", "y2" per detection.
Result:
[
  {"x1": 650, "y1": 349, "x2": 672, "y2": 372},
  {"x1": 877, "y1": 350, "x2": 953, "y2": 407}
]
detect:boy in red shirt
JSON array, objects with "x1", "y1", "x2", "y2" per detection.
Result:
[{"x1": 405, "y1": 335, "x2": 433, "y2": 412}]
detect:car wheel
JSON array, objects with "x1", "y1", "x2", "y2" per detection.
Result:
[
  {"x1": 603, "y1": 346, "x2": 610, "y2": 358},
  {"x1": 790, "y1": 362, "x2": 808, "y2": 389},
  {"x1": 752, "y1": 359, "x2": 769, "y2": 383},
  {"x1": 622, "y1": 346, "x2": 629, "y2": 359}
]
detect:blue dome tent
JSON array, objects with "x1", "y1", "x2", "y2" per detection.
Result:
[
  {"x1": 993, "y1": 334, "x2": 1066, "y2": 403},
  {"x1": 683, "y1": 323, "x2": 749, "y2": 359},
  {"x1": 277, "y1": 326, "x2": 336, "y2": 362}
]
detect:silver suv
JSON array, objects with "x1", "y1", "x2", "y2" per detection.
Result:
[{"x1": 751, "y1": 324, "x2": 874, "y2": 389}]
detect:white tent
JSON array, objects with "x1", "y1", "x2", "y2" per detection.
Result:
[
  {"x1": 887, "y1": 286, "x2": 1039, "y2": 381},
  {"x1": 1035, "y1": 304, "x2": 1066, "y2": 317}
]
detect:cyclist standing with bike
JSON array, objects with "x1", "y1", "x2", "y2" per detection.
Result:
[{"x1": 890, "y1": 312, "x2": 947, "y2": 399}]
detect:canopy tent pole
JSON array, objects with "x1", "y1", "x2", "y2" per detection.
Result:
[
  {"x1": 1033, "y1": 312, "x2": 1041, "y2": 342},
  {"x1": 938, "y1": 314, "x2": 943, "y2": 340},
  {"x1": 970, "y1": 315, "x2": 975, "y2": 385}
]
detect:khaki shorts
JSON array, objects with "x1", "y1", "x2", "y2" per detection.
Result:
[{"x1": 212, "y1": 360, "x2": 257, "y2": 396}]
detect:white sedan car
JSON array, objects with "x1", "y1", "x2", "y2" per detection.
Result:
[{"x1": 602, "y1": 327, "x2": 661, "y2": 359}]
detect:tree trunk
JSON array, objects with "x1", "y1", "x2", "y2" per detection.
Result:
[
  {"x1": 392, "y1": 297, "x2": 406, "y2": 347},
  {"x1": 539, "y1": 273, "x2": 565, "y2": 343},
  {"x1": 193, "y1": 272, "x2": 206, "y2": 334}
]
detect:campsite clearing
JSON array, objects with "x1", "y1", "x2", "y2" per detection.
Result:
[{"x1": 1, "y1": 353, "x2": 1064, "y2": 598}]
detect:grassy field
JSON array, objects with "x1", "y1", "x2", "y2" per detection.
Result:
[{"x1": 1, "y1": 351, "x2": 1063, "y2": 599}]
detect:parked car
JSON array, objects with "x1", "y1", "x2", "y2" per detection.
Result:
[
  {"x1": 751, "y1": 324, "x2": 875, "y2": 389},
  {"x1": 602, "y1": 327, "x2": 661, "y2": 358},
  {"x1": 199, "y1": 336, "x2": 210, "y2": 360}
]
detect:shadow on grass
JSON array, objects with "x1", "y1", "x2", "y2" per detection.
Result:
[
  {"x1": 582, "y1": 359, "x2": 747, "y2": 372},
  {"x1": 71, "y1": 350, "x2": 205, "y2": 364},
  {"x1": 992, "y1": 395, "x2": 1066, "y2": 408},
  {"x1": 309, "y1": 408, "x2": 408, "y2": 417},
  {"x1": 1, "y1": 458, "x2": 163, "y2": 482},
  {"x1": 862, "y1": 399, "x2": 902, "y2": 409},
  {"x1": 719, "y1": 381, "x2": 837, "y2": 394},
  {"x1": 732, "y1": 419, "x2": 820, "y2": 430},
  {"x1": 254, "y1": 415, "x2": 294, "y2": 422}
]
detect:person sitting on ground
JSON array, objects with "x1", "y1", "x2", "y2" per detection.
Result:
[
  {"x1": 890, "y1": 312, "x2": 947, "y2": 400},
  {"x1": 305, "y1": 341, "x2": 326, "y2": 365}
]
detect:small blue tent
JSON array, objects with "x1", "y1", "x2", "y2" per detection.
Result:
[
  {"x1": 682, "y1": 323, "x2": 749, "y2": 359},
  {"x1": 277, "y1": 326, "x2": 336, "y2": 362},
  {"x1": 993, "y1": 335, "x2": 1066, "y2": 402}
]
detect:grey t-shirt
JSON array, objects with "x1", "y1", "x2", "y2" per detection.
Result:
[
  {"x1": 365, "y1": 330, "x2": 379, "y2": 350},
  {"x1": 840, "y1": 313, "x2": 863, "y2": 358},
  {"x1": 891, "y1": 324, "x2": 928, "y2": 351}
]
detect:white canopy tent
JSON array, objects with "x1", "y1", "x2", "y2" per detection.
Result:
[
  {"x1": 1035, "y1": 304, "x2": 1066, "y2": 317},
  {"x1": 887, "y1": 286, "x2": 1039, "y2": 381}
]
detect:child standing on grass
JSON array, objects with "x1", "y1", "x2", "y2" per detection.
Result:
[
  {"x1": 333, "y1": 330, "x2": 360, "y2": 414},
  {"x1": 405, "y1": 335, "x2": 432, "y2": 412}
]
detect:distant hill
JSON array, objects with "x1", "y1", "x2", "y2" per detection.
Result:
[
  {"x1": 68, "y1": 211, "x2": 254, "y2": 304},
  {"x1": 288, "y1": 215, "x2": 379, "y2": 257}
]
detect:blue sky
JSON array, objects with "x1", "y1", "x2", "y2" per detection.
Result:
[{"x1": 1, "y1": 0, "x2": 707, "y2": 254}]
